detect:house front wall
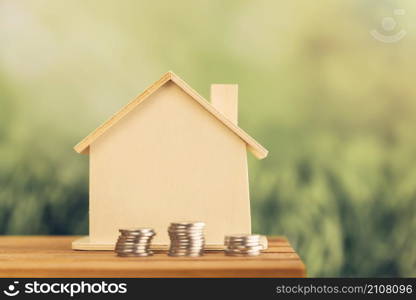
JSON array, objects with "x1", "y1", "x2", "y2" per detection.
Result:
[{"x1": 89, "y1": 81, "x2": 250, "y2": 245}]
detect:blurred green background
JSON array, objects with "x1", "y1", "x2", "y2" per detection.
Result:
[{"x1": 1, "y1": 0, "x2": 415, "y2": 276}]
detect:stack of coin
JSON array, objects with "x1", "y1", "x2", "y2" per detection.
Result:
[
  {"x1": 224, "y1": 234, "x2": 263, "y2": 256},
  {"x1": 115, "y1": 228, "x2": 155, "y2": 257},
  {"x1": 168, "y1": 222, "x2": 205, "y2": 256}
]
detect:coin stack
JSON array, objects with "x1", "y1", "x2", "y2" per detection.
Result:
[
  {"x1": 224, "y1": 234, "x2": 263, "y2": 256},
  {"x1": 168, "y1": 222, "x2": 205, "y2": 257},
  {"x1": 115, "y1": 228, "x2": 155, "y2": 257}
]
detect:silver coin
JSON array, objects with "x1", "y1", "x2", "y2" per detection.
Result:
[
  {"x1": 168, "y1": 225, "x2": 204, "y2": 229},
  {"x1": 116, "y1": 246, "x2": 148, "y2": 250},
  {"x1": 115, "y1": 244, "x2": 149, "y2": 248},
  {"x1": 168, "y1": 226, "x2": 204, "y2": 230},
  {"x1": 169, "y1": 233, "x2": 204, "y2": 237},
  {"x1": 120, "y1": 231, "x2": 155, "y2": 235},
  {"x1": 169, "y1": 240, "x2": 204, "y2": 243},
  {"x1": 115, "y1": 246, "x2": 150, "y2": 251},
  {"x1": 119, "y1": 233, "x2": 155, "y2": 237},
  {"x1": 169, "y1": 239, "x2": 205, "y2": 242},
  {"x1": 170, "y1": 240, "x2": 205, "y2": 243},
  {"x1": 118, "y1": 234, "x2": 154, "y2": 238},
  {"x1": 170, "y1": 221, "x2": 205, "y2": 225},
  {"x1": 118, "y1": 234, "x2": 154, "y2": 239},
  {"x1": 169, "y1": 243, "x2": 205, "y2": 247},
  {"x1": 116, "y1": 249, "x2": 150, "y2": 253},
  {"x1": 168, "y1": 222, "x2": 206, "y2": 256},
  {"x1": 116, "y1": 248, "x2": 153, "y2": 253},
  {"x1": 117, "y1": 239, "x2": 154, "y2": 244},
  {"x1": 170, "y1": 248, "x2": 204, "y2": 251},
  {"x1": 168, "y1": 230, "x2": 203, "y2": 233},
  {"x1": 169, "y1": 245, "x2": 203, "y2": 248},
  {"x1": 169, "y1": 235, "x2": 205, "y2": 239},
  {"x1": 119, "y1": 234, "x2": 155, "y2": 239},
  {"x1": 169, "y1": 237, "x2": 204, "y2": 240},
  {"x1": 170, "y1": 243, "x2": 204, "y2": 246},
  {"x1": 120, "y1": 228, "x2": 154, "y2": 232},
  {"x1": 117, "y1": 236, "x2": 154, "y2": 240},
  {"x1": 169, "y1": 233, "x2": 205, "y2": 239},
  {"x1": 170, "y1": 247, "x2": 204, "y2": 251},
  {"x1": 168, "y1": 227, "x2": 203, "y2": 231},
  {"x1": 168, "y1": 228, "x2": 203, "y2": 232},
  {"x1": 168, "y1": 248, "x2": 203, "y2": 251},
  {"x1": 116, "y1": 241, "x2": 152, "y2": 246},
  {"x1": 115, "y1": 243, "x2": 138, "y2": 247},
  {"x1": 132, "y1": 245, "x2": 152, "y2": 249},
  {"x1": 168, "y1": 230, "x2": 204, "y2": 235},
  {"x1": 226, "y1": 239, "x2": 260, "y2": 243},
  {"x1": 169, "y1": 246, "x2": 204, "y2": 250},
  {"x1": 117, "y1": 239, "x2": 154, "y2": 243},
  {"x1": 120, "y1": 232, "x2": 156, "y2": 237},
  {"x1": 169, "y1": 235, "x2": 205, "y2": 238},
  {"x1": 116, "y1": 246, "x2": 151, "y2": 250},
  {"x1": 225, "y1": 237, "x2": 259, "y2": 243},
  {"x1": 115, "y1": 249, "x2": 136, "y2": 253},
  {"x1": 168, "y1": 231, "x2": 204, "y2": 236},
  {"x1": 133, "y1": 249, "x2": 152, "y2": 252},
  {"x1": 168, "y1": 236, "x2": 204, "y2": 240},
  {"x1": 169, "y1": 247, "x2": 204, "y2": 251},
  {"x1": 169, "y1": 248, "x2": 204, "y2": 252},
  {"x1": 119, "y1": 231, "x2": 155, "y2": 234},
  {"x1": 168, "y1": 254, "x2": 200, "y2": 256},
  {"x1": 170, "y1": 237, "x2": 205, "y2": 240},
  {"x1": 169, "y1": 242, "x2": 205, "y2": 246},
  {"x1": 115, "y1": 246, "x2": 150, "y2": 250},
  {"x1": 226, "y1": 234, "x2": 260, "y2": 239},
  {"x1": 117, "y1": 241, "x2": 153, "y2": 245},
  {"x1": 134, "y1": 249, "x2": 154, "y2": 253},
  {"x1": 226, "y1": 241, "x2": 260, "y2": 246},
  {"x1": 118, "y1": 235, "x2": 154, "y2": 239},
  {"x1": 169, "y1": 222, "x2": 205, "y2": 228},
  {"x1": 117, "y1": 238, "x2": 152, "y2": 243},
  {"x1": 169, "y1": 224, "x2": 204, "y2": 227},
  {"x1": 170, "y1": 244, "x2": 205, "y2": 248},
  {"x1": 116, "y1": 241, "x2": 151, "y2": 245},
  {"x1": 226, "y1": 234, "x2": 260, "y2": 240}
]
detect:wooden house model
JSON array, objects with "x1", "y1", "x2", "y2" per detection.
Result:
[{"x1": 72, "y1": 71, "x2": 268, "y2": 250}]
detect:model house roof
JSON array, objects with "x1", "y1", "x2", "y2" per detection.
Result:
[{"x1": 74, "y1": 71, "x2": 268, "y2": 159}]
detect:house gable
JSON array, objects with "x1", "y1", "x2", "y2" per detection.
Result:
[
  {"x1": 89, "y1": 81, "x2": 251, "y2": 243},
  {"x1": 74, "y1": 71, "x2": 268, "y2": 159}
]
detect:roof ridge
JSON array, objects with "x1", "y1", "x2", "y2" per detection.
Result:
[{"x1": 74, "y1": 71, "x2": 268, "y2": 159}]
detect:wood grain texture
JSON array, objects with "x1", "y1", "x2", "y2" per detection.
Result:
[{"x1": 0, "y1": 236, "x2": 306, "y2": 278}]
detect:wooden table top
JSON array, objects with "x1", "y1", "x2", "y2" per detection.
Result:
[{"x1": 0, "y1": 236, "x2": 306, "y2": 277}]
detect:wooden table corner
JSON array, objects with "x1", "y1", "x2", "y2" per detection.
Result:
[{"x1": 0, "y1": 235, "x2": 306, "y2": 278}]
